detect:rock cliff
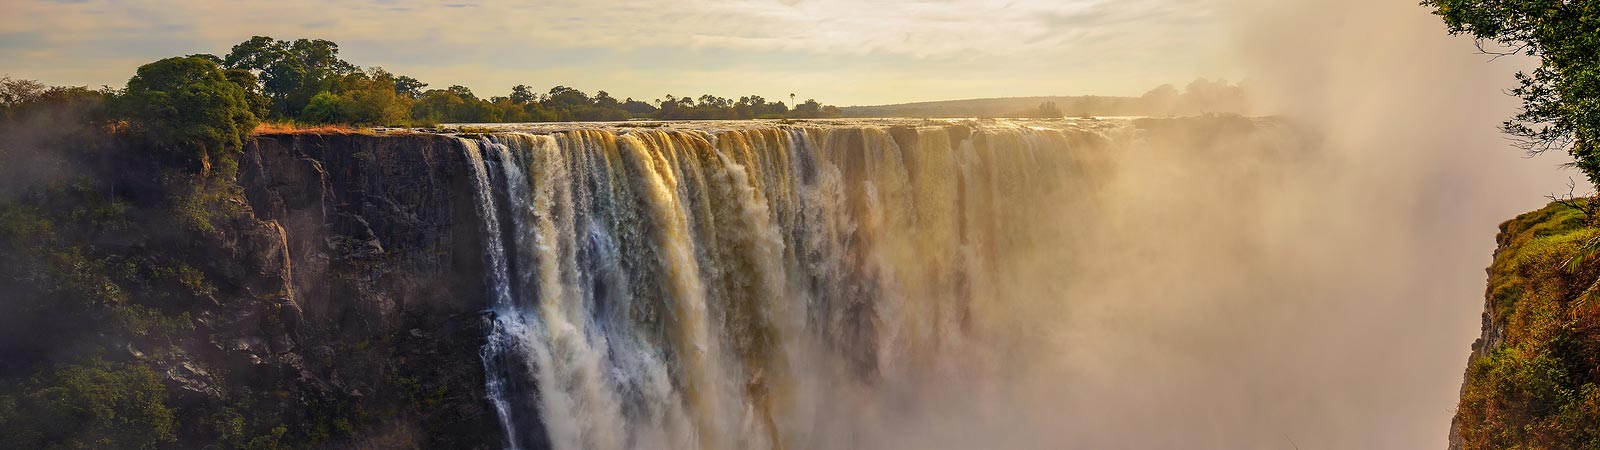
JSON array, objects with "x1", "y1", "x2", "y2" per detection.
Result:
[{"x1": 212, "y1": 132, "x2": 500, "y2": 448}]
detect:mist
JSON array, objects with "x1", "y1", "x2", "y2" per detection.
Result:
[{"x1": 844, "y1": 1, "x2": 1580, "y2": 449}]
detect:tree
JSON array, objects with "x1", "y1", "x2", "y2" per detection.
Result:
[
  {"x1": 298, "y1": 91, "x2": 344, "y2": 124},
  {"x1": 393, "y1": 75, "x2": 427, "y2": 99},
  {"x1": 223, "y1": 69, "x2": 271, "y2": 119},
  {"x1": 546, "y1": 86, "x2": 589, "y2": 106},
  {"x1": 446, "y1": 85, "x2": 478, "y2": 100},
  {"x1": 1035, "y1": 101, "x2": 1063, "y2": 118},
  {"x1": 1424, "y1": 0, "x2": 1600, "y2": 185},
  {"x1": 0, "y1": 77, "x2": 50, "y2": 119},
  {"x1": 410, "y1": 89, "x2": 468, "y2": 124},
  {"x1": 594, "y1": 90, "x2": 620, "y2": 109},
  {"x1": 621, "y1": 98, "x2": 656, "y2": 115},
  {"x1": 794, "y1": 99, "x2": 823, "y2": 118},
  {"x1": 0, "y1": 360, "x2": 177, "y2": 450},
  {"x1": 293, "y1": 69, "x2": 411, "y2": 126},
  {"x1": 223, "y1": 36, "x2": 358, "y2": 118},
  {"x1": 509, "y1": 85, "x2": 536, "y2": 104},
  {"x1": 116, "y1": 56, "x2": 261, "y2": 178}
]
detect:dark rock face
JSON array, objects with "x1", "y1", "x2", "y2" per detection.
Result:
[{"x1": 206, "y1": 133, "x2": 499, "y2": 449}]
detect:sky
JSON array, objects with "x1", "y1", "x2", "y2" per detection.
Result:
[{"x1": 0, "y1": 0, "x2": 1236, "y2": 105}]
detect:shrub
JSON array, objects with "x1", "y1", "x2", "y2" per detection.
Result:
[
  {"x1": 0, "y1": 360, "x2": 177, "y2": 450},
  {"x1": 116, "y1": 56, "x2": 261, "y2": 179}
]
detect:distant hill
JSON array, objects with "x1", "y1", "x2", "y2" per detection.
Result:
[{"x1": 840, "y1": 80, "x2": 1254, "y2": 118}]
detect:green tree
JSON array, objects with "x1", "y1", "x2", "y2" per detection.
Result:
[
  {"x1": 116, "y1": 56, "x2": 261, "y2": 178},
  {"x1": 223, "y1": 36, "x2": 358, "y2": 118},
  {"x1": 1424, "y1": 0, "x2": 1600, "y2": 185},
  {"x1": 794, "y1": 99, "x2": 823, "y2": 118},
  {"x1": 546, "y1": 85, "x2": 590, "y2": 106},
  {"x1": 298, "y1": 91, "x2": 344, "y2": 124},
  {"x1": 0, "y1": 360, "x2": 177, "y2": 450},
  {"x1": 293, "y1": 69, "x2": 412, "y2": 126},
  {"x1": 223, "y1": 68, "x2": 271, "y2": 119},
  {"x1": 621, "y1": 97, "x2": 656, "y2": 115},
  {"x1": 393, "y1": 75, "x2": 427, "y2": 99},
  {"x1": 509, "y1": 84, "x2": 537, "y2": 104}
]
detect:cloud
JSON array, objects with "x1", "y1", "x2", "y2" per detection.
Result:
[{"x1": 0, "y1": 0, "x2": 1237, "y2": 104}]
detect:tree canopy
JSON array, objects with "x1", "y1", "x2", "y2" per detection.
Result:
[
  {"x1": 208, "y1": 35, "x2": 842, "y2": 126},
  {"x1": 116, "y1": 56, "x2": 263, "y2": 177},
  {"x1": 1425, "y1": 0, "x2": 1600, "y2": 184},
  {"x1": 223, "y1": 37, "x2": 358, "y2": 118}
]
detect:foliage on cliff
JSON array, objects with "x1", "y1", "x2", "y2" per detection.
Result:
[
  {"x1": 1456, "y1": 201, "x2": 1600, "y2": 449},
  {"x1": 0, "y1": 360, "x2": 178, "y2": 450},
  {"x1": 2, "y1": 66, "x2": 499, "y2": 448},
  {"x1": 2, "y1": 71, "x2": 355, "y2": 448},
  {"x1": 118, "y1": 56, "x2": 264, "y2": 178},
  {"x1": 0, "y1": 72, "x2": 291, "y2": 449},
  {"x1": 1424, "y1": 0, "x2": 1600, "y2": 186}
]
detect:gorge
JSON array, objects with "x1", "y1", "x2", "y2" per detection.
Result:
[
  {"x1": 2, "y1": 110, "x2": 1576, "y2": 450},
  {"x1": 208, "y1": 117, "x2": 1304, "y2": 449}
]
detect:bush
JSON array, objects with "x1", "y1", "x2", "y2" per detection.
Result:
[
  {"x1": 0, "y1": 360, "x2": 177, "y2": 450},
  {"x1": 116, "y1": 56, "x2": 262, "y2": 178},
  {"x1": 1456, "y1": 201, "x2": 1600, "y2": 449}
]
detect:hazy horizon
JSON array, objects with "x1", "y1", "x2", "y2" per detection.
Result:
[{"x1": 2, "y1": 0, "x2": 1246, "y2": 105}]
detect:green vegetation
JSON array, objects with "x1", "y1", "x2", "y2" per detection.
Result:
[
  {"x1": 1456, "y1": 201, "x2": 1600, "y2": 449},
  {"x1": 117, "y1": 56, "x2": 264, "y2": 178},
  {"x1": 0, "y1": 30, "x2": 851, "y2": 449},
  {"x1": 200, "y1": 35, "x2": 843, "y2": 127},
  {"x1": 1425, "y1": 0, "x2": 1600, "y2": 185},
  {"x1": 1424, "y1": 6, "x2": 1600, "y2": 443},
  {"x1": 0, "y1": 360, "x2": 177, "y2": 450},
  {"x1": 1, "y1": 43, "x2": 318, "y2": 449}
]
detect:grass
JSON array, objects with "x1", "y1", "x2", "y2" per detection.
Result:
[
  {"x1": 1456, "y1": 200, "x2": 1600, "y2": 450},
  {"x1": 252, "y1": 122, "x2": 372, "y2": 135}
]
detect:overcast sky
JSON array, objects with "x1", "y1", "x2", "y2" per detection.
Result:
[{"x1": 2, "y1": 0, "x2": 1239, "y2": 105}]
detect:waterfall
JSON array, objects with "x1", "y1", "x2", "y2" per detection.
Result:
[{"x1": 465, "y1": 121, "x2": 1115, "y2": 450}]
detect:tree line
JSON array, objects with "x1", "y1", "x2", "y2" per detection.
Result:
[{"x1": 215, "y1": 36, "x2": 840, "y2": 126}]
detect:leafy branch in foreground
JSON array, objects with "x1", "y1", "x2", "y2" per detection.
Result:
[{"x1": 1424, "y1": 0, "x2": 1600, "y2": 185}]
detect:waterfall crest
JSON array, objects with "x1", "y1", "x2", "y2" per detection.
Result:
[{"x1": 466, "y1": 121, "x2": 1115, "y2": 450}]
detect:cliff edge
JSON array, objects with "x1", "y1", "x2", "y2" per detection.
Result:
[
  {"x1": 1451, "y1": 202, "x2": 1600, "y2": 449},
  {"x1": 0, "y1": 132, "x2": 503, "y2": 449}
]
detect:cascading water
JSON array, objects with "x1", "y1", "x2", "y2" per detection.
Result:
[{"x1": 465, "y1": 120, "x2": 1119, "y2": 450}]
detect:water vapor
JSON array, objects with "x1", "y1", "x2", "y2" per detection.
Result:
[{"x1": 872, "y1": 1, "x2": 1582, "y2": 449}]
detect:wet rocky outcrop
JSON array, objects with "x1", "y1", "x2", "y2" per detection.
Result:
[{"x1": 176, "y1": 132, "x2": 501, "y2": 448}]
